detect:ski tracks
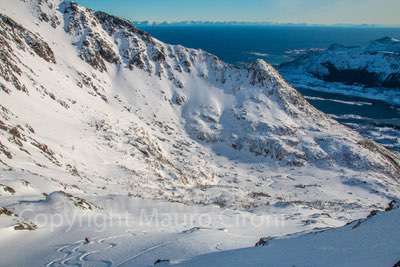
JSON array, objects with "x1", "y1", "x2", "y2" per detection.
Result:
[
  {"x1": 46, "y1": 233, "x2": 134, "y2": 267},
  {"x1": 46, "y1": 227, "x2": 227, "y2": 267}
]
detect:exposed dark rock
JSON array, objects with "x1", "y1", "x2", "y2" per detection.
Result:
[
  {"x1": 295, "y1": 184, "x2": 320, "y2": 189},
  {"x1": 0, "y1": 184, "x2": 16, "y2": 194},
  {"x1": 54, "y1": 191, "x2": 99, "y2": 210},
  {"x1": 35, "y1": 0, "x2": 61, "y2": 28},
  {"x1": 129, "y1": 54, "x2": 145, "y2": 70},
  {"x1": 0, "y1": 141, "x2": 12, "y2": 159},
  {"x1": 255, "y1": 236, "x2": 273, "y2": 247},
  {"x1": 62, "y1": 3, "x2": 120, "y2": 72},
  {"x1": 30, "y1": 139, "x2": 61, "y2": 166},
  {"x1": 152, "y1": 47, "x2": 166, "y2": 62},
  {"x1": 66, "y1": 164, "x2": 80, "y2": 176},
  {"x1": 318, "y1": 62, "x2": 400, "y2": 88},
  {"x1": 0, "y1": 15, "x2": 56, "y2": 63},
  {"x1": 25, "y1": 34, "x2": 56, "y2": 63},
  {"x1": 248, "y1": 60, "x2": 279, "y2": 87},
  {"x1": 9, "y1": 127, "x2": 22, "y2": 139},
  {"x1": 352, "y1": 201, "x2": 399, "y2": 230},
  {"x1": 367, "y1": 210, "x2": 379, "y2": 218},
  {"x1": 0, "y1": 207, "x2": 15, "y2": 216},
  {"x1": 154, "y1": 259, "x2": 170, "y2": 265},
  {"x1": 32, "y1": 142, "x2": 53, "y2": 156},
  {"x1": 77, "y1": 72, "x2": 108, "y2": 102},
  {"x1": 0, "y1": 83, "x2": 10, "y2": 94},
  {"x1": 174, "y1": 94, "x2": 186, "y2": 106},
  {"x1": 14, "y1": 222, "x2": 37, "y2": 231},
  {"x1": 249, "y1": 192, "x2": 271, "y2": 198},
  {"x1": 0, "y1": 120, "x2": 8, "y2": 131},
  {"x1": 0, "y1": 33, "x2": 26, "y2": 93},
  {"x1": 0, "y1": 14, "x2": 56, "y2": 94},
  {"x1": 95, "y1": 11, "x2": 152, "y2": 42},
  {"x1": 385, "y1": 200, "x2": 400, "y2": 211}
]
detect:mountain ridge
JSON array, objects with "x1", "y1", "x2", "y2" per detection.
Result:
[{"x1": 280, "y1": 37, "x2": 400, "y2": 103}]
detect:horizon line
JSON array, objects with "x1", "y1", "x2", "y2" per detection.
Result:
[
  {"x1": 133, "y1": 20, "x2": 400, "y2": 28},
  {"x1": 72, "y1": 1, "x2": 400, "y2": 28}
]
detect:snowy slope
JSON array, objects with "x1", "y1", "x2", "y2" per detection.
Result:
[
  {"x1": 280, "y1": 37, "x2": 400, "y2": 105},
  {"x1": 0, "y1": 0, "x2": 399, "y2": 266},
  {"x1": 174, "y1": 202, "x2": 400, "y2": 267}
]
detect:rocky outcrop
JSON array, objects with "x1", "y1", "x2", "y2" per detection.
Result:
[
  {"x1": 0, "y1": 184, "x2": 16, "y2": 195},
  {"x1": 14, "y1": 221, "x2": 38, "y2": 231},
  {"x1": 0, "y1": 14, "x2": 56, "y2": 93},
  {"x1": 61, "y1": 2, "x2": 120, "y2": 72},
  {"x1": 0, "y1": 207, "x2": 16, "y2": 216},
  {"x1": 0, "y1": 14, "x2": 56, "y2": 63}
]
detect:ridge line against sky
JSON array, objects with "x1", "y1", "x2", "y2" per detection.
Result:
[{"x1": 75, "y1": 0, "x2": 400, "y2": 26}]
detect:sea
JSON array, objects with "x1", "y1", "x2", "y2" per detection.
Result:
[{"x1": 139, "y1": 25, "x2": 400, "y2": 152}]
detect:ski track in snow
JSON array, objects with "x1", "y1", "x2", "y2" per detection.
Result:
[
  {"x1": 115, "y1": 242, "x2": 170, "y2": 267},
  {"x1": 46, "y1": 233, "x2": 131, "y2": 267},
  {"x1": 115, "y1": 229, "x2": 197, "y2": 267},
  {"x1": 116, "y1": 227, "x2": 230, "y2": 266},
  {"x1": 45, "y1": 227, "x2": 229, "y2": 267}
]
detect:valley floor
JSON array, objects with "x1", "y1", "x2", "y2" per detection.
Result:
[
  {"x1": 0, "y1": 195, "x2": 314, "y2": 267},
  {"x1": 1, "y1": 195, "x2": 399, "y2": 267}
]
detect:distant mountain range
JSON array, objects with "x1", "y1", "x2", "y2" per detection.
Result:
[
  {"x1": 279, "y1": 37, "x2": 400, "y2": 105},
  {"x1": 133, "y1": 20, "x2": 400, "y2": 28}
]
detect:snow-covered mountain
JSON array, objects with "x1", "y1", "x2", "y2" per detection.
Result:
[
  {"x1": 0, "y1": 0, "x2": 399, "y2": 266},
  {"x1": 279, "y1": 37, "x2": 400, "y2": 105},
  {"x1": 175, "y1": 201, "x2": 400, "y2": 267}
]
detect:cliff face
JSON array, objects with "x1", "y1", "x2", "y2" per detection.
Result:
[{"x1": 0, "y1": 0, "x2": 399, "y2": 214}]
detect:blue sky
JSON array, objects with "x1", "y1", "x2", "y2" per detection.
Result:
[{"x1": 75, "y1": 0, "x2": 400, "y2": 25}]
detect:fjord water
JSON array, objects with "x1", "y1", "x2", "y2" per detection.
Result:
[
  {"x1": 139, "y1": 25, "x2": 400, "y2": 65},
  {"x1": 140, "y1": 25, "x2": 400, "y2": 152}
]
